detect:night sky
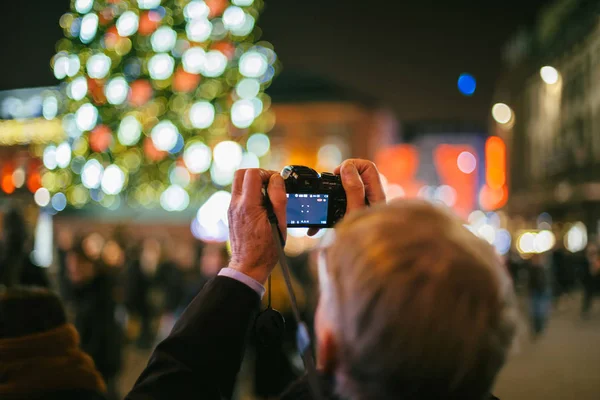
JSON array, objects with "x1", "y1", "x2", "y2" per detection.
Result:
[{"x1": 0, "y1": 0, "x2": 550, "y2": 124}]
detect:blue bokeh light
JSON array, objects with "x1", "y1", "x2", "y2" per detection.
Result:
[{"x1": 458, "y1": 73, "x2": 476, "y2": 96}]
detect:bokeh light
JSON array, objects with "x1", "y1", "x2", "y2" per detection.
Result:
[
  {"x1": 492, "y1": 103, "x2": 513, "y2": 124},
  {"x1": 540, "y1": 66, "x2": 560, "y2": 85},
  {"x1": 565, "y1": 222, "x2": 587, "y2": 253},
  {"x1": 213, "y1": 141, "x2": 243, "y2": 170},
  {"x1": 246, "y1": 133, "x2": 270, "y2": 157},
  {"x1": 184, "y1": 142, "x2": 212, "y2": 173},
  {"x1": 457, "y1": 73, "x2": 476, "y2": 96},
  {"x1": 457, "y1": 151, "x2": 476, "y2": 174}
]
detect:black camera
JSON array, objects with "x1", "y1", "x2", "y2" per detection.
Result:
[{"x1": 281, "y1": 165, "x2": 346, "y2": 228}]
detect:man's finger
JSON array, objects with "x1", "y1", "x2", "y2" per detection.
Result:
[
  {"x1": 340, "y1": 162, "x2": 365, "y2": 213},
  {"x1": 242, "y1": 169, "x2": 274, "y2": 206},
  {"x1": 231, "y1": 169, "x2": 246, "y2": 200},
  {"x1": 267, "y1": 173, "x2": 287, "y2": 241},
  {"x1": 335, "y1": 159, "x2": 386, "y2": 205}
]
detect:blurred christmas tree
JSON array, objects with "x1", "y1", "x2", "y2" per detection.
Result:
[{"x1": 43, "y1": 0, "x2": 278, "y2": 212}]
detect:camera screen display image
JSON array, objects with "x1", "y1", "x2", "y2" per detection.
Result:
[{"x1": 286, "y1": 193, "x2": 329, "y2": 226}]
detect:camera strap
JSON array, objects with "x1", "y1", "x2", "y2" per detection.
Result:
[{"x1": 265, "y1": 195, "x2": 326, "y2": 400}]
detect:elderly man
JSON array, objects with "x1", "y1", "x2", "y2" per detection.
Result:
[{"x1": 127, "y1": 159, "x2": 516, "y2": 400}]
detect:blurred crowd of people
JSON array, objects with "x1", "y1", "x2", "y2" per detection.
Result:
[
  {"x1": 0, "y1": 205, "x2": 317, "y2": 399},
  {"x1": 504, "y1": 239, "x2": 600, "y2": 339}
]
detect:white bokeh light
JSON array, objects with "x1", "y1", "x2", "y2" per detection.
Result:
[
  {"x1": 239, "y1": 152, "x2": 259, "y2": 168},
  {"x1": 197, "y1": 190, "x2": 231, "y2": 226},
  {"x1": 79, "y1": 13, "x2": 99, "y2": 43},
  {"x1": 203, "y1": 50, "x2": 228, "y2": 77},
  {"x1": 239, "y1": 51, "x2": 268, "y2": 78},
  {"x1": 540, "y1": 66, "x2": 559, "y2": 85},
  {"x1": 493, "y1": 229, "x2": 512, "y2": 255},
  {"x1": 151, "y1": 120, "x2": 179, "y2": 151},
  {"x1": 34, "y1": 188, "x2": 51, "y2": 207},
  {"x1": 518, "y1": 232, "x2": 536, "y2": 254},
  {"x1": 492, "y1": 103, "x2": 512, "y2": 124},
  {"x1": 101, "y1": 164, "x2": 126, "y2": 195},
  {"x1": 213, "y1": 141, "x2": 243, "y2": 170},
  {"x1": 230, "y1": 14, "x2": 255, "y2": 36},
  {"x1": 54, "y1": 56, "x2": 69, "y2": 79},
  {"x1": 42, "y1": 96, "x2": 58, "y2": 120},
  {"x1": 236, "y1": 78, "x2": 260, "y2": 99},
  {"x1": 81, "y1": 159, "x2": 104, "y2": 189},
  {"x1": 86, "y1": 53, "x2": 111, "y2": 79},
  {"x1": 68, "y1": 76, "x2": 88, "y2": 101},
  {"x1": 250, "y1": 97, "x2": 263, "y2": 117},
  {"x1": 151, "y1": 26, "x2": 177, "y2": 52},
  {"x1": 148, "y1": 53, "x2": 175, "y2": 80},
  {"x1": 189, "y1": 101, "x2": 215, "y2": 129},
  {"x1": 12, "y1": 168, "x2": 25, "y2": 188},
  {"x1": 246, "y1": 133, "x2": 270, "y2": 157},
  {"x1": 231, "y1": 99, "x2": 255, "y2": 128},
  {"x1": 233, "y1": 0, "x2": 254, "y2": 5},
  {"x1": 67, "y1": 55, "x2": 80, "y2": 77},
  {"x1": 534, "y1": 230, "x2": 555, "y2": 253},
  {"x1": 138, "y1": 0, "x2": 161, "y2": 10},
  {"x1": 75, "y1": 0, "x2": 94, "y2": 13},
  {"x1": 75, "y1": 103, "x2": 98, "y2": 131},
  {"x1": 434, "y1": 185, "x2": 457, "y2": 207},
  {"x1": 118, "y1": 116, "x2": 142, "y2": 146},
  {"x1": 210, "y1": 164, "x2": 235, "y2": 186},
  {"x1": 43, "y1": 146, "x2": 58, "y2": 170},
  {"x1": 105, "y1": 77, "x2": 129, "y2": 105},
  {"x1": 186, "y1": 18, "x2": 212, "y2": 42},
  {"x1": 56, "y1": 142, "x2": 72, "y2": 169},
  {"x1": 116, "y1": 11, "x2": 139, "y2": 37},
  {"x1": 457, "y1": 151, "x2": 477, "y2": 174},
  {"x1": 184, "y1": 142, "x2": 212, "y2": 173},
  {"x1": 194, "y1": 190, "x2": 231, "y2": 242},
  {"x1": 182, "y1": 48, "x2": 206, "y2": 74},
  {"x1": 565, "y1": 222, "x2": 587, "y2": 253},
  {"x1": 478, "y1": 224, "x2": 496, "y2": 245},
  {"x1": 223, "y1": 6, "x2": 246, "y2": 30},
  {"x1": 160, "y1": 185, "x2": 190, "y2": 212},
  {"x1": 184, "y1": 0, "x2": 210, "y2": 19}
]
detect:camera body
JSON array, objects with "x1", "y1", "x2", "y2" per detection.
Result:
[{"x1": 281, "y1": 165, "x2": 346, "y2": 228}]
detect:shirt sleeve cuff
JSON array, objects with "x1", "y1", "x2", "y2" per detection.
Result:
[{"x1": 218, "y1": 267, "x2": 266, "y2": 299}]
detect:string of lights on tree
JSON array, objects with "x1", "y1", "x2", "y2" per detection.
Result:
[{"x1": 40, "y1": 0, "x2": 278, "y2": 216}]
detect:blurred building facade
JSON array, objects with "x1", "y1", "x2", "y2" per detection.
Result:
[{"x1": 495, "y1": 0, "x2": 600, "y2": 233}]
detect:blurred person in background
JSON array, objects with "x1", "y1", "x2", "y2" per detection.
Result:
[
  {"x1": 56, "y1": 226, "x2": 75, "y2": 300},
  {"x1": 581, "y1": 243, "x2": 600, "y2": 319},
  {"x1": 551, "y1": 240, "x2": 574, "y2": 308},
  {"x1": 527, "y1": 253, "x2": 552, "y2": 339},
  {"x1": 127, "y1": 160, "x2": 515, "y2": 400},
  {"x1": 66, "y1": 237, "x2": 122, "y2": 400},
  {"x1": 0, "y1": 286, "x2": 107, "y2": 400},
  {"x1": 0, "y1": 206, "x2": 49, "y2": 288},
  {"x1": 125, "y1": 237, "x2": 165, "y2": 349}
]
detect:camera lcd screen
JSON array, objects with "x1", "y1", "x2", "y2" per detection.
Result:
[{"x1": 286, "y1": 193, "x2": 329, "y2": 226}]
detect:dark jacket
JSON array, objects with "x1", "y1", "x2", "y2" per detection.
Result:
[{"x1": 127, "y1": 276, "x2": 500, "y2": 400}]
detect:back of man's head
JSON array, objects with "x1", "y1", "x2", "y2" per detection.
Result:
[{"x1": 318, "y1": 199, "x2": 517, "y2": 400}]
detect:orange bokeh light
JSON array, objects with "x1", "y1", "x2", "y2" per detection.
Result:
[
  {"x1": 485, "y1": 136, "x2": 506, "y2": 190},
  {"x1": 173, "y1": 68, "x2": 201, "y2": 92},
  {"x1": 1, "y1": 164, "x2": 15, "y2": 194}
]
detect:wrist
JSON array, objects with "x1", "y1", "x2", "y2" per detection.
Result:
[{"x1": 228, "y1": 261, "x2": 271, "y2": 285}]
